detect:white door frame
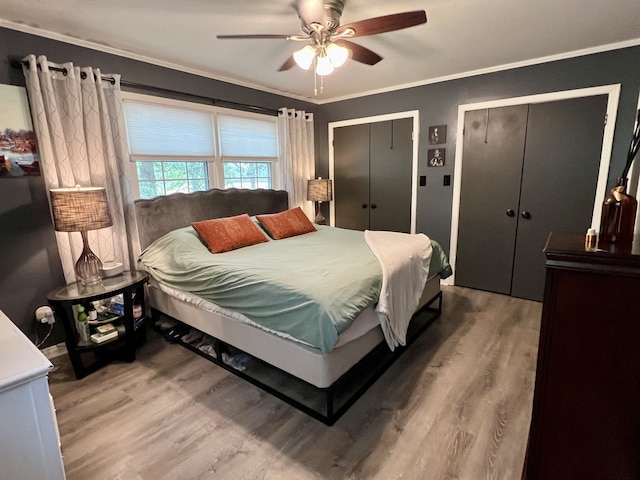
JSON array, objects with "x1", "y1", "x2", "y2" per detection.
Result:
[
  {"x1": 328, "y1": 111, "x2": 420, "y2": 233},
  {"x1": 449, "y1": 84, "x2": 621, "y2": 286}
]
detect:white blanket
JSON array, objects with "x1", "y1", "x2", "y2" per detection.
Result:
[{"x1": 365, "y1": 230, "x2": 433, "y2": 351}]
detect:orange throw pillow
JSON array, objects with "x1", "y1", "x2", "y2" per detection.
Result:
[
  {"x1": 192, "y1": 214, "x2": 268, "y2": 253},
  {"x1": 257, "y1": 207, "x2": 317, "y2": 240}
]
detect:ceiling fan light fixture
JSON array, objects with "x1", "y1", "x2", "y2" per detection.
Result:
[
  {"x1": 293, "y1": 44, "x2": 317, "y2": 70},
  {"x1": 326, "y1": 42, "x2": 349, "y2": 68},
  {"x1": 315, "y1": 53, "x2": 335, "y2": 76}
]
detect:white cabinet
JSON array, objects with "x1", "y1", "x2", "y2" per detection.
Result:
[{"x1": 0, "y1": 310, "x2": 65, "y2": 480}]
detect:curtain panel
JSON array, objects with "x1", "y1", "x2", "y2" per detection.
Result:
[
  {"x1": 22, "y1": 54, "x2": 138, "y2": 284},
  {"x1": 277, "y1": 108, "x2": 315, "y2": 220}
]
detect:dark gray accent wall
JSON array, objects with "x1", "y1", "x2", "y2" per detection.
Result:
[
  {"x1": 0, "y1": 27, "x2": 316, "y2": 347},
  {"x1": 317, "y1": 46, "x2": 640, "y2": 254}
]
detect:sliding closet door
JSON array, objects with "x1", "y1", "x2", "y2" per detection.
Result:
[
  {"x1": 455, "y1": 105, "x2": 529, "y2": 295},
  {"x1": 369, "y1": 118, "x2": 413, "y2": 233},
  {"x1": 511, "y1": 95, "x2": 607, "y2": 300},
  {"x1": 334, "y1": 123, "x2": 370, "y2": 231}
]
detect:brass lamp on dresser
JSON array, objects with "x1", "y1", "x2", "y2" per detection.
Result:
[{"x1": 524, "y1": 232, "x2": 640, "y2": 479}]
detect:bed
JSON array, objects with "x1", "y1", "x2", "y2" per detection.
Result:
[{"x1": 134, "y1": 188, "x2": 450, "y2": 424}]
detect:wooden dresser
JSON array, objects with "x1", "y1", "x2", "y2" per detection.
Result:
[{"x1": 524, "y1": 232, "x2": 640, "y2": 479}]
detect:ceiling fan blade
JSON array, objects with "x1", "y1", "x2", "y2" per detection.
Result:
[
  {"x1": 336, "y1": 40, "x2": 383, "y2": 66},
  {"x1": 278, "y1": 56, "x2": 297, "y2": 72},
  {"x1": 296, "y1": 0, "x2": 326, "y2": 27},
  {"x1": 337, "y1": 10, "x2": 427, "y2": 37},
  {"x1": 217, "y1": 34, "x2": 294, "y2": 40}
]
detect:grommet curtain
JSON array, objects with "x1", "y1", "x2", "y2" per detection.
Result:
[
  {"x1": 22, "y1": 54, "x2": 138, "y2": 284},
  {"x1": 277, "y1": 108, "x2": 315, "y2": 220}
]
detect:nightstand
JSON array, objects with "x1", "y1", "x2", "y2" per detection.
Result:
[{"x1": 47, "y1": 270, "x2": 149, "y2": 379}]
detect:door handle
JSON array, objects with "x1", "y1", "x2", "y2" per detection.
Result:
[
  {"x1": 361, "y1": 203, "x2": 368, "y2": 209},
  {"x1": 521, "y1": 211, "x2": 531, "y2": 219},
  {"x1": 370, "y1": 204, "x2": 377, "y2": 209},
  {"x1": 506, "y1": 209, "x2": 515, "y2": 217}
]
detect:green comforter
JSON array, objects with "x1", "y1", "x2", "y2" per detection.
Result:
[{"x1": 138, "y1": 225, "x2": 450, "y2": 353}]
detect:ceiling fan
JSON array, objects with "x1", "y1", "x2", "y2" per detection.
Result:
[{"x1": 217, "y1": 0, "x2": 427, "y2": 94}]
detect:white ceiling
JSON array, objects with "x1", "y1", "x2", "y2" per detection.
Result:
[{"x1": 1, "y1": 0, "x2": 639, "y2": 103}]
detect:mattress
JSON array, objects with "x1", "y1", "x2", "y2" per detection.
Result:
[
  {"x1": 139, "y1": 224, "x2": 451, "y2": 353},
  {"x1": 152, "y1": 278, "x2": 383, "y2": 349},
  {"x1": 148, "y1": 274, "x2": 442, "y2": 388},
  {"x1": 139, "y1": 225, "x2": 381, "y2": 353}
]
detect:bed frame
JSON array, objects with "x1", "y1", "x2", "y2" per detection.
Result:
[{"x1": 134, "y1": 188, "x2": 443, "y2": 425}]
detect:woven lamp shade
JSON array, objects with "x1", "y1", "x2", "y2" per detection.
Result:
[
  {"x1": 50, "y1": 187, "x2": 113, "y2": 232},
  {"x1": 307, "y1": 178, "x2": 333, "y2": 202}
]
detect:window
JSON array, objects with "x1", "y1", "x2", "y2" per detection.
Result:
[
  {"x1": 223, "y1": 162, "x2": 272, "y2": 189},
  {"x1": 218, "y1": 113, "x2": 277, "y2": 190},
  {"x1": 123, "y1": 93, "x2": 278, "y2": 199}
]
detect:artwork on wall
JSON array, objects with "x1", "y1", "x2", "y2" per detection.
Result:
[
  {"x1": 428, "y1": 148, "x2": 445, "y2": 167},
  {"x1": 0, "y1": 84, "x2": 40, "y2": 177},
  {"x1": 428, "y1": 125, "x2": 446, "y2": 145}
]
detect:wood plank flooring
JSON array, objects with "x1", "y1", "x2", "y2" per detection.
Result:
[{"x1": 47, "y1": 286, "x2": 541, "y2": 480}]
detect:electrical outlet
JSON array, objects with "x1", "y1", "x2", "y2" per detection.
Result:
[{"x1": 35, "y1": 306, "x2": 55, "y2": 324}]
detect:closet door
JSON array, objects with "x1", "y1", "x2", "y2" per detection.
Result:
[
  {"x1": 456, "y1": 96, "x2": 608, "y2": 302},
  {"x1": 334, "y1": 123, "x2": 370, "y2": 231},
  {"x1": 455, "y1": 105, "x2": 529, "y2": 295},
  {"x1": 369, "y1": 118, "x2": 413, "y2": 233},
  {"x1": 333, "y1": 118, "x2": 413, "y2": 232},
  {"x1": 511, "y1": 95, "x2": 607, "y2": 300}
]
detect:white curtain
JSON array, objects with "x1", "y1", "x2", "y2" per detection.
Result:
[
  {"x1": 277, "y1": 108, "x2": 315, "y2": 219},
  {"x1": 22, "y1": 54, "x2": 138, "y2": 284}
]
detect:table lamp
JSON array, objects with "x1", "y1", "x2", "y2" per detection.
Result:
[
  {"x1": 307, "y1": 177, "x2": 333, "y2": 224},
  {"x1": 50, "y1": 186, "x2": 113, "y2": 285}
]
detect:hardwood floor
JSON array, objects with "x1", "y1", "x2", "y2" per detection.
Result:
[{"x1": 48, "y1": 286, "x2": 541, "y2": 480}]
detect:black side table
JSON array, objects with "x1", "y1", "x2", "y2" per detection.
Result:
[{"x1": 47, "y1": 270, "x2": 149, "y2": 379}]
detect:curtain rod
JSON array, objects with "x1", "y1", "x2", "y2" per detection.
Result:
[{"x1": 16, "y1": 60, "x2": 279, "y2": 116}]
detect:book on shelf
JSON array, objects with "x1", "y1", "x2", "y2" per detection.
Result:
[
  {"x1": 89, "y1": 310, "x2": 122, "y2": 325},
  {"x1": 95, "y1": 323, "x2": 117, "y2": 334},
  {"x1": 90, "y1": 329, "x2": 118, "y2": 344}
]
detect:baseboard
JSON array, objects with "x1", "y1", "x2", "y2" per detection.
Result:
[{"x1": 41, "y1": 342, "x2": 67, "y2": 360}]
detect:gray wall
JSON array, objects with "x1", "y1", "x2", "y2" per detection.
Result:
[
  {"x1": 316, "y1": 46, "x2": 640, "y2": 253},
  {"x1": 0, "y1": 27, "x2": 316, "y2": 346}
]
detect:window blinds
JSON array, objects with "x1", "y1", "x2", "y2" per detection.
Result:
[
  {"x1": 218, "y1": 115, "x2": 278, "y2": 159},
  {"x1": 124, "y1": 101, "x2": 216, "y2": 159}
]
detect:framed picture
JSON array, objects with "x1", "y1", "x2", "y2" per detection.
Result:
[
  {"x1": 428, "y1": 148, "x2": 445, "y2": 167},
  {"x1": 428, "y1": 125, "x2": 446, "y2": 145},
  {"x1": 0, "y1": 84, "x2": 40, "y2": 177}
]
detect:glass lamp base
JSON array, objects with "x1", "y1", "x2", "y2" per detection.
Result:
[
  {"x1": 76, "y1": 231, "x2": 104, "y2": 286},
  {"x1": 315, "y1": 202, "x2": 326, "y2": 225}
]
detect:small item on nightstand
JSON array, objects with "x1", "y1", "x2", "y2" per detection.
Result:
[
  {"x1": 585, "y1": 228, "x2": 598, "y2": 250},
  {"x1": 76, "y1": 305, "x2": 90, "y2": 343},
  {"x1": 101, "y1": 261, "x2": 123, "y2": 278},
  {"x1": 108, "y1": 294, "x2": 124, "y2": 315},
  {"x1": 90, "y1": 329, "x2": 118, "y2": 343},
  {"x1": 95, "y1": 323, "x2": 116, "y2": 335}
]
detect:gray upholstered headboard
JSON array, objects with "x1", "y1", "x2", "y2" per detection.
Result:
[{"x1": 134, "y1": 188, "x2": 289, "y2": 249}]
